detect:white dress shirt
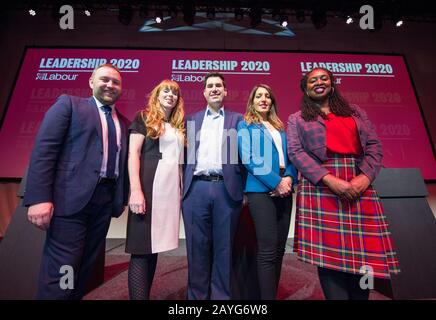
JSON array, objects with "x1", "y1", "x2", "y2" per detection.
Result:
[
  {"x1": 263, "y1": 121, "x2": 285, "y2": 168},
  {"x1": 194, "y1": 106, "x2": 225, "y2": 176}
]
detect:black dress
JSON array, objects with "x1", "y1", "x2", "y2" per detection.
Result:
[{"x1": 125, "y1": 112, "x2": 183, "y2": 254}]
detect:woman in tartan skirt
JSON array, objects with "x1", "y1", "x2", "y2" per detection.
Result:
[{"x1": 286, "y1": 68, "x2": 400, "y2": 300}]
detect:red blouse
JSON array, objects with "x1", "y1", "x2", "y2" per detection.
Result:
[{"x1": 325, "y1": 113, "x2": 362, "y2": 155}]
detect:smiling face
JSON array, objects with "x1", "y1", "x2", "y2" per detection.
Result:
[
  {"x1": 306, "y1": 69, "x2": 332, "y2": 101},
  {"x1": 158, "y1": 86, "x2": 179, "y2": 112},
  {"x1": 89, "y1": 66, "x2": 122, "y2": 105},
  {"x1": 253, "y1": 86, "x2": 272, "y2": 120},
  {"x1": 203, "y1": 76, "x2": 227, "y2": 110}
]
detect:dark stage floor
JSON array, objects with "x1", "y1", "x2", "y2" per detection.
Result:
[{"x1": 82, "y1": 238, "x2": 391, "y2": 300}]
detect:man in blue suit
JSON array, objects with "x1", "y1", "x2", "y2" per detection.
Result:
[
  {"x1": 23, "y1": 63, "x2": 130, "y2": 299},
  {"x1": 182, "y1": 72, "x2": 245, "y2": 300}
]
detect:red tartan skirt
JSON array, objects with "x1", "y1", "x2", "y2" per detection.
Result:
[{"x1": 294, "y1": 154, "x2": 400, "y2": 279}]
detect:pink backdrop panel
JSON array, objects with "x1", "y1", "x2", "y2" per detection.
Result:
[{"x1": 0, "y1": 48, "x2": 434, "y2": 179}]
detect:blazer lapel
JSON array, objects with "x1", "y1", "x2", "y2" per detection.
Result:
[
  {"x1": 280, "y1": 130, "x2": 288, "y2": 164},
  {"x1": 316, "y1": 115, "x2": 326, "y2": 127},
  {"x1": 222, "y1": 110, "x2": 231, "y2": 147},
  {"x1": 88, "y1": 97, "x2": 103, "y2": 143},
  {"x1": 352, "y1": 113, "x2": 363, "y2": 134},
  {"x1": 254, "y1": 122, "x2": 278, "y2": 153},
  {"x1": 352, "y1": 113, "x2": 366, "y2": 147},
  {"x1": 116, "y1": 110, "x2": 128, "y2": 166},
  {"x1": 195, "y1": 110, "x2": 205, "y2": 152}
]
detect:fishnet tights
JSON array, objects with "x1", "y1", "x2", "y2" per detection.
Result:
[{"x1": 128, "y1": 254, "x2": 158, "y2": 300}]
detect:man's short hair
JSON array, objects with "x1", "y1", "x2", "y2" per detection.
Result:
[
  {"x1": 203, "y1": 72, "x2": 226, "y2": 88},
  {"x1": 91, "y1": 63, "x2": 121, "y2": 79}
]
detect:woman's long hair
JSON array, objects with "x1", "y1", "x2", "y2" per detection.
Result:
[
  {"x1": 300, "y1": 68, "x2": 356, "y2": 121},
  {"x1": 244, "y1": 84, "x2": 284, "y2": 130},
  {"x1": 140, "y1": 79, "x2": 185, "y2": 139}
]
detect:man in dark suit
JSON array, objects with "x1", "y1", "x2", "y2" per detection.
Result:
[
  {"x1": 23, "y1": 63, "x2": 130, "y2": 299},
  {"x1": 182, "y1": 72, "x2": 244, "y2": 300}
]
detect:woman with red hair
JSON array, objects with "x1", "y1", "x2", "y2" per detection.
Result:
[{"x1": 125, "y1": 79, "x2": 185, "y2": 300}]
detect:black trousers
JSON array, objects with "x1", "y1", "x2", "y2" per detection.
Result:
[
  {"x1": 318, "y1": 267, "x2": 370, "y2": 300},
  {"x1": 246, "y1": 192, "x2": 292, "y2": 300}
]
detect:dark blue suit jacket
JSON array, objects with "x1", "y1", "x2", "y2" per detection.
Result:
[
  {"x1": 23, "y1": 95, "x2": 130, "y2": 217},
  {"x1": 183, "y1": 109, "x2": 245, "y2": 202}
]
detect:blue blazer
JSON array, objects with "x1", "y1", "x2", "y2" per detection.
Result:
[
  {"x1": 237, "y1": 120, "x2": 297, "y2": 193},
  {"x1": 23, "y1": 95, "x2": 130, "y2": 218},
  {"x1": 183, "y1": 109, "x2": 245, "y2": 202}
]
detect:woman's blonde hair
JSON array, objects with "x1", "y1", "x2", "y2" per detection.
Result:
[
  {"x1": 244, "y1": 84, "x2": 283, "y2": 130},
  {"x1": 140, "y1": 79, "x2": 185, "y2": 139}
]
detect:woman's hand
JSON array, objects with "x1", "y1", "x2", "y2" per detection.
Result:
[
  {"x1": 322, "y1": 174, "x2": 359, "y2": 201},
  {"x1": 271, "y1": 177, "x2": 292, "y2": 197},
  {"x1": 129, "y1": 190, "x2": 146, "y2": 215},
  {"x1": 350, "y1": 174, "x2": 371, "y2": 195},
  {"x1": 282, "y1": 176, "x2": 293, "y2": 188}
]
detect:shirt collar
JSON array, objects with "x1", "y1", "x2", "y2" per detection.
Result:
[
  {"x1": 206, "y1": 105, "x2": 224, "y2": 118},
  {"x1": 93, "y1": 96, "x2": 115, "y2": 111}
]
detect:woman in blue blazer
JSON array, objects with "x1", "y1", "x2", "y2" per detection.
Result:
[{"x1": 237, "y1": 84, "x2": 297, "y2": 300}]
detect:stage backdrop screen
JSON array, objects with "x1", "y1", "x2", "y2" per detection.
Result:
[{"x1": 0, "y1": 48, "x2": 435, "y2": 179}]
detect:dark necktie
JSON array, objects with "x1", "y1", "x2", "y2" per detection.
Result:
[{"x1": 101, "y1": 105, "x2": 117, "y2": 179}]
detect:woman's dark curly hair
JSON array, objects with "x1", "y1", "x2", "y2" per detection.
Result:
[{"x1": 300, "y1": 67, "x2": 356, "y2": 121}]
